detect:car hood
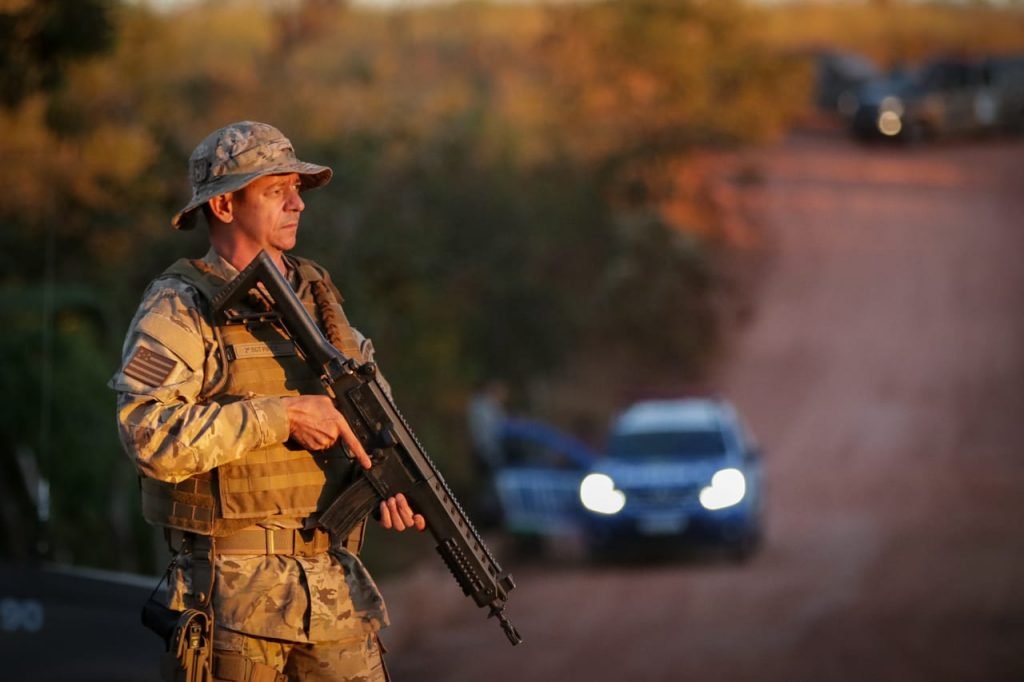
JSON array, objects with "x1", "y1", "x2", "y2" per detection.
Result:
[{"x1": 592, "y1": 459, "x2": 726, "y2": 488}]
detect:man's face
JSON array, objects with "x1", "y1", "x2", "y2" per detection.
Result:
[{"x1": 229, "y1": 173, "x2": 305, "y2": 255}]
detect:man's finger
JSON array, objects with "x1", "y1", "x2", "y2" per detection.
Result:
[
  {"x1": 338, "y1": 417, "x2": 372, "y2": 469},
  {"x1": 396, "y1": 493, "x2": 416, "y2": 526},
  {"x1": 394, "y1": 494, "x2": 426, "y2": 532},
  {"x1": 387, "y1": 497, "x2": 407, "y2": 531},
  {"x1": 379, "y1": 500, "x2": 392, "y2": 529}
]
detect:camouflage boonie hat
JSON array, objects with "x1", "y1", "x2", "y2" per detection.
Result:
[{"x1": 171, "y1": 121, "x2": 333, "y2": 230}]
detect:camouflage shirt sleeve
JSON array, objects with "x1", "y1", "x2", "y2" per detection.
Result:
[{"x1": 109, "y1": 278, "x2": 290, "y2": 483}]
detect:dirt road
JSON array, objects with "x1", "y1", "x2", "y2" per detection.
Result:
[{"x1": 380, "y1": 132, "x2": 1024, "y2": 681}]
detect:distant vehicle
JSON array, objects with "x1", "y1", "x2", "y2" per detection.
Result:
[
  {"x1": 811, "y1": 49, "x2": 880, "y2": 118},
  {"x1": 986, "y1": 54, "x2": 1024, "y2": 132},
  {"x1": 848, "y1": 67, "x2": 921, "y2": 138},
  {"x1": 849, "y1": 55, "x2": 1024, "y2": 141},
  {"x1": 578, "y1": 398, "x2": 763, "y2": 560}
]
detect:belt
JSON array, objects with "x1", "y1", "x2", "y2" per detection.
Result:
[{"x1": 169, "y1": 527, "x2": 332, "y2": 557}]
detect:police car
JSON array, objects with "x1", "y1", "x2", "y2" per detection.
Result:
[{"x1": 579, "y1": 398, "x2": 763, "y2": 560}]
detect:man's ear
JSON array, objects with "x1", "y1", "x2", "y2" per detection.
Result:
[{"x1": 207, "y1": 193, "x2": 234, "y2": 223}]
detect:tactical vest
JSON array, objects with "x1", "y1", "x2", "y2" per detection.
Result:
[{"x1": 139, "y1": 255, "x2": 368, "y2": 548}]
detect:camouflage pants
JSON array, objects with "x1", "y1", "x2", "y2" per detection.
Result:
[{"x1": 212, "y1": 627, "x2": 389, "y2": 682}]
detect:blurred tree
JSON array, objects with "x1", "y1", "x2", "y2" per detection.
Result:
[
  {"x1": 0, "y1": 0, "x2": 114, "y2": 108},
  {"x1": 0, "y1": 0, "x2": 153, "y2": 567}
]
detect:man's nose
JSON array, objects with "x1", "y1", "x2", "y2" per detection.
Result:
[{"x1": 286, "y1": 189, "x2": 305, "y2": 212}]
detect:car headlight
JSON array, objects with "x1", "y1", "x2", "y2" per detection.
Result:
[
  {"x1": 877, "y1": 111, "x2": 903, "y2": 137},
  {"x1": 580, "y1": 473, "x2": 626, "y2": 515},
  {"x1": 877, "y1": 95, "x2": 904, "y2": 137},
  {"x1": 699, "y1": 468, "x2": 746, "y2": 510}
]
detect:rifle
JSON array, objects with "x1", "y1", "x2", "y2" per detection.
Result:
[{"x1": 210, "y1": 251, "x2": 521, "y2": 646}]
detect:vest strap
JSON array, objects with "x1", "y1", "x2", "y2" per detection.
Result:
[{"x1": 184, "y1": 534, "x2": 215, "y2": 610}]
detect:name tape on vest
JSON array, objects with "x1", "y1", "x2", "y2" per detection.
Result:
[{"x1": 227, "y1": 342, "x2": 297, "y2": 360}]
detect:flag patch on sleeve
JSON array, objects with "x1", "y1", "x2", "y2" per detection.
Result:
[{"x1": 123, "y1": 347, "x2": 178, "y2": 386}]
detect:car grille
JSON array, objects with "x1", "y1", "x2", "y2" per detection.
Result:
[{"x1": 624, "y1": 484, "x2": 701, "y2": 512}]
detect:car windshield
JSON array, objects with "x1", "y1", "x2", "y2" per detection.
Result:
[{"x1": 608, "y1": 429, "x2": 727, "y2": 460}]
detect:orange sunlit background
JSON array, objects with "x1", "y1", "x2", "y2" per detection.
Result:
[{"x1": 1, "y1": 0, "x2": 1023, "y2": 680}]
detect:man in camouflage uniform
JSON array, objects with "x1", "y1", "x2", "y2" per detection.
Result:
[{"x1": 111, "y1": 121, "x2": 425, "y2": 681}]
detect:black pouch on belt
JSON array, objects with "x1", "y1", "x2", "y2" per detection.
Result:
[{"x1": 142, "y1": 596, "x2": 183, "y2": 645}]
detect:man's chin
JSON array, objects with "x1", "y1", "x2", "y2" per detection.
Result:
[{"x1": 274, "y1": 235, "x2": 299, "y2": 252}]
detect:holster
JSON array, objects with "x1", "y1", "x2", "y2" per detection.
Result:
[
  {"x1": 159, "y1": 608, "x2": 213, "y2": 682},
  {"x1": 143, "y1": 531, "x2": 217, "y2": 682}
]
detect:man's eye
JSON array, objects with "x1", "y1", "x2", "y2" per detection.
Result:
[{"x1": 269, "y1": 184, "x2": 300, "y2": 196}]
